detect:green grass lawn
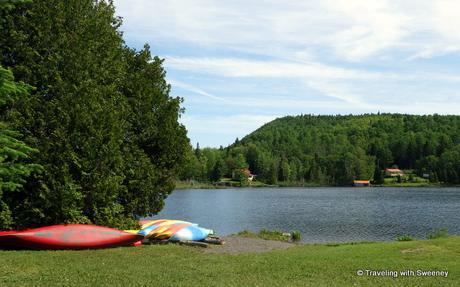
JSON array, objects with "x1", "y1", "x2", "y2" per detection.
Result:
[
  {"x1": 175, "y1": 179, "x2": 271, "y2": 189},
  {"x1": 380, "y1": 175, "x2": 436, "y2": 187},
  {"x1": 1, "y1": 237, "x2": 459, "y2": 286}
]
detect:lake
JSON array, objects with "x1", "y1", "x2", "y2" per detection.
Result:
[{"x1": 150, "y1": 187, "x2": 460, "y2": 243}]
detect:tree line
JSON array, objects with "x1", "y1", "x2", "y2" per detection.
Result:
[
  {"x1": 0, "y1": 0, "x2": 189, "y2": 229},
  {"x1": 179, "y1": 114, "x2": 460, "y2": 185}
]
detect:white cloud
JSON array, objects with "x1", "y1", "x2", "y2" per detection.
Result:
[
  {"x1": 164, "y1": 56, "x2": 460, "y2": 84},
  {"x1": 321, "y1": 0, "x2": 410, "y2": 60},
  {"x1": 165, "y1": 57, "x2": 385, "y2": 80},
  {"x1": 115, "y1": 0, "x2": 460, "y2": 61}
]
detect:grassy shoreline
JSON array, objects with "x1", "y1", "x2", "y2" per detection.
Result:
[{"x1": 1, "y1": 237, "x2": 458, "y2": 286}]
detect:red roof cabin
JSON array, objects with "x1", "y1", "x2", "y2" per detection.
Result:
[{"x1": 385, "y1": 168, "x2": 404, "y2": 177}]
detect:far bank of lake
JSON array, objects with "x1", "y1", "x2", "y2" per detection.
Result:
[
  {"x1": 175, "y1": 180, "x2": 451, "y2": 190},
  {"x1": 151, "y1": 187, "x2": 460, "y2": 243}
]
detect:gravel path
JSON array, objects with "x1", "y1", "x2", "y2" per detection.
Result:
[{"x1": 204, "y1": 236, "x2": 295, "y2": 254}]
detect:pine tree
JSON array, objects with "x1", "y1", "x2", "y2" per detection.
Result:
[
  {"x1": 0, "y1": 1, "x2": 188, "y2": 228},
  {"x1": 267, "y1": 160, "x2": 278, "y2": 185},
  {"x1": 0, "y1": 65, "x2": 42, "y2": 229},
  {"x1": 372, "y1": 165, "x2": 384, "y2": 184},
  {"x1": 210, "y1": 159, "x2": 224, "y2": 182}
]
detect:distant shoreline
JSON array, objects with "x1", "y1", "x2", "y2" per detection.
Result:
[{"x1": 175, "y1": 181, "x2": 458, "y2": 190}]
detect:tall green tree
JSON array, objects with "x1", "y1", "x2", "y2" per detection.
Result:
[
  {"x1": 0, "y1": 0, "x2": 188, "y2": 228},
  {"x1": 372, "y1": 165, "x2": 384, "y2": 184},
  {"x1": 208, "y1": 157, "x2": 224, "y2": 182},
  {"x1": 0, "y1": 65, "x2": 41, "y2": 229}
]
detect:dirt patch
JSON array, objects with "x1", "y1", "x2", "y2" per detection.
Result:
[
  {"x1": 204, "y1": 236, "x2": 295, "y2": 254},
  {"x1": 400, "y1": 247, "x2": 425, "y2": 254}
]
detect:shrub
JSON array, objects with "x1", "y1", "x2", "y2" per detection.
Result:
[
  {"x1": 259, "y1": 229, "x2": 287, "y2": 241},
  {"x1": 291, "y1": 230, "x2": 302, "y2": 242},
  {"x1": 427, "y1": 228, "x2": 449, "y2": 239},
  {"x1": 395, "y1": 235, "x2": 413, "y2": 241}
]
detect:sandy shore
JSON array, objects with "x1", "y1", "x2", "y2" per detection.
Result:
[{"x1": 204, "y1": 236, "x2": 295, "y2": 254}]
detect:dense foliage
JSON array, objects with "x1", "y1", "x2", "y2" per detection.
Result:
[
  {"x1": 180, "y1": 114, "x2": 460, "y2": 185},
  {"x1": 0, "y1": 65, "x2": 42, "y2": 229},
  {"x1": 0, "y1": 0, "x2": 188, "y2": 229}
]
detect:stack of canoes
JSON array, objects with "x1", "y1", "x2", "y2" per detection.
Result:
[
  {"x1": 136, "y1": 219, "x2": 214, "y2": 242},
  {"x1": 0, "y1": 219, "x2": 214, "y2": 250}
]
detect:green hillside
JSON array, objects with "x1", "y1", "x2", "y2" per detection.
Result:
[{"x1": 180, "y1": 114, "x2": 460, "y2": 186}]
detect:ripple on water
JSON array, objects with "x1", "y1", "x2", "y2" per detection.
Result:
[{"x1": 148, "y1": 187, "x2": 460, "y2": 243}]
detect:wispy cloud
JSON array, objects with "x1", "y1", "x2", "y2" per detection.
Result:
[
  {"x1": 165, "y1": 56, "x2": 460, "y2": 83},
  {"x1": 169, "y1": 79, "x2": 227, "y2": 102},
  {"x1": 116, "y1": 0, "x2": 460, "y2": 61},
  {"x1": 165, "y1": 57, "x2": 385, "y2": 80},
  {"x1": 115, "y1": 0, "x2": 460, "y2": 146}
]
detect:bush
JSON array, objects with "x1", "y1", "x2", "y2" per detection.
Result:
[
  {"x1": 259, "y1": 229, "x2": 287, "y2": 241},
  {"x1": 395, "y1": 235, "x2": 413, "y2": 241},
  {"x1": 427, "y1": 228, "x2": 449, "y2": 239},
  {"x1": 291, "y1": 230, "x2": 302, "y2": 242},
  {"x1": 408, "y1": 174, "x2": 415, "y2": 182}
]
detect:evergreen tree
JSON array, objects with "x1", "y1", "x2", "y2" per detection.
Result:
[
  {"x1": 0, "y1": 65, "x2": 42, "y2": 229},
  {"x1": 0, "y1": 1, "x2": 188, "y2": 228},
  {"x1": 267, "y1": 160, "x2": 278, "y2": 184},
  {"x1": 429, "y1": 172, "x2": 438, "y2": 183},
  {"x1": 372, "y1": 165, "x2": 384, "y2": 184},
  {"x1": 210, "y1": 159, "x2": 224, "y2": 182},
  {"x1": 278, "y1": 157, "x2": 290, "y2": 182}
]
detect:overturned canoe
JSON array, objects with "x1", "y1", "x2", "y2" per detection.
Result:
[
  {"x1": 169, "y1": 225, "x2": 214, "y2": 242},
  {"x1": 139, "y1": 219, "x2": 213, "y2": 241},
  {"x1": 0, "y1": 224, "x2": 144, "y2": 250}
]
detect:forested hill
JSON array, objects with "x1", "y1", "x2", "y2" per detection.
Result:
[
  {"x1": 179, "y1": 114, "x2": 460, "y2": 185},
  {"x1": 236, "y1": 114, "x2": 460, "y2": 184}
]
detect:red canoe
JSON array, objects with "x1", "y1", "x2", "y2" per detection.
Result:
[{"x1": 0, "y1": 224, "x2": 143, "y2": 250}]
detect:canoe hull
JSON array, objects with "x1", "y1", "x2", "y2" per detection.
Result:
[
  {"x1": 169, "y1": 225, "x2": 213, "y2": 241},
  {"x1": 0, "y1": 224, "x2": 143, "y2": 250},
  {"x1": 139, "y1": 219, "x2": 213, "y2": 241}
]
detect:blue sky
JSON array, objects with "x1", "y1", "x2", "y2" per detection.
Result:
[{"x1": 114, "y1": 0, "x2": 460, "y2": 147}]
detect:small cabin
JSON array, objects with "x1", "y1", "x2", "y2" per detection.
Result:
[
  {"x1": 385, "y1": 168, "x2": 404, "y2": 177},
  {"x1": 232, "y1": 168, "x2": 255, "y2": 181},
  {"x1": 353, "y1": 180, "x2": 371, "y2": 187},
  {"x1": 243, "y1": 168, "x2": 255, "y2": 181}
]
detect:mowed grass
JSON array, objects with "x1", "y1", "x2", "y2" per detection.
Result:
[{"x1": 1, "y1": 237, "x2": 459, "y2": 287}]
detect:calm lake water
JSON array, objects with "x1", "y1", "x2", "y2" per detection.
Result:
[{"x1": 150, "y1": 187, "x2": 460, "y2": 243}]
